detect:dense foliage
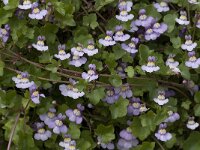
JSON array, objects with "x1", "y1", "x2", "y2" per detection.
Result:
[{"x1": 1, "y1": 0, "x2": 200, "y2": 149}]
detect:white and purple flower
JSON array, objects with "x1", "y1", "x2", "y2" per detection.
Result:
[
  {"x1": 153, "y1": 1, "x2": 169, "y2": 12},
  {"x1": 113, "y1": 25, "x2": 130, "y2": 42},
  {"x1": 29, "y1": 83, "x2": 45, "y2": 104},
  {"x1": 83, "y1": 40, "x2": 98, "y2": 56},
  {"x1": 32, "y1": 36, "x2": 48, "y2": 51},
  {"x1": 82, "y1": 64, "x2": 98, "y2": 82},
  {"x1": 114, "y1": 84, "x2": 132, "y2": 99},
  {"x1": 155, "y1": 123, "x2": 172, "y2": 142},
  {"x1": 18, "y1": 0, "x2": 32, "y2": 10},
  {"x1": 102, "y1": 87, "x2": 120, "y2": 104},
  {"x1": 59, "y1": 78, "x2": 85, "y2": 99},
  {"x1": 48, "y1": 113, "x2": 68, "y2": 134},
  {"x1": 176, "y1": 11, "x2": 190, "y2": 25},
  {"x1": 118, "y1": 0, "x2": 133, "y2": 12},
  {"x1": 127, "y1": 97, "x2": 141, "y2": 116},
  {"x1": 54, "y1": 44, "x2": 70, "y2": 60},
  {"x1": 141, "y1": 56, "x2": 160, "y2": 73},
  {"x1": 2, "y1": 0, "x2": 8, "y2": 5},
  {"x1": 129, "y1": 21, "x2": 139, "y2": 32},
  {"x1": 97, "y1": 136, "x2": 115, "y2": 150},
  {"x1": 187, "y1": 117, "x2": 199, "y2": 130},
  {"x1": 181, "y1": 35, "x2": 197, "y2": 51},
  {"x1": 164, "y1": 111, "x2": 180, "y2": 123},
  {"x1": 12, "y1": 72, "x2": 34, "y2": 89},
  {"x1": 121, "y1": 37, "x2": 139, "y2": 54},
  {"x1": 69, "y1": 53, "x2": 87, "y2": 67},
  {"x1": 154, "y1": 90, "x2": 169, "y2": 105},
  {"x1": 188, "y1": 0, "x2": 200, "y2": 4},
  {"x1": 152, "y1": 22, "x2": 168, "y2": 34},
  {"x1": 0, "y1": 24, "x2": 10, "y2": 43},
  {"x1": 116, "y1": 5, "x2": 134, "y2": 22},
  {"x1": 185, "y1": 51, "x2": 200, "y2": 68},
  {"x1": 135, "y1": 9, "x2": 154, "y2": 27},
  {"x1": 59, "y1": 135, "x2": 77, "y2": 149},
  {"x1": 99, "y1": 31, "x2": 116, "y2": 46},
  {"x1": 117, "y1": 128, "x2": 139, "y2": 150},
  {"x1": 39, "y1": 108, "x2": 57, "y2": 127},
  {"x1": 29, "y1": 2, "x2": 47, "y2": 20},
  {"x1": 34, "y1": 122, "x2": 52, "y2": 141},
  {"x1": 144, "y1": 26, "x2": 160, "y2": 41},
  {"x1": 71, "y1": 44, "x2": 84, "y2": 56},
  {"x1": 166, "y1": 54, "x2": 179, "y2": 68},
  {"x1": 65, "y1": 104, "x2": 84, "y2": 124}
]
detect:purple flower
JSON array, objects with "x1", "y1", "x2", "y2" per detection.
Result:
[
  {"x1": 83, "y1": 40, "x2": 98, "y2": 56},
  {"x1": 129, "y1": 21, "x2": 139, "y2": 32},
  {"x1": 188, "y1": 0, "x2": 200, "y2": 4},
  {"x1": 0, "y1": 24, "x2": 10, "y2": 43},
  {"x1": 116, "y1": 63, "x2": 127, "y2": 79},
  {"x1": 121, "y1": 37, "x2": 139, "y2": 54},
  {"x1": 97, "y1": 136, "x2": 115, "y2": 150},
  {"x1": 99, "y1": 31, "x2": 116, "y2": 46},
  {"x1": 155, "y1": 123, "x2": 172, "y2": 142},
  {"x1": 32, "y1": 36, "x2": 48, "y2": 51},
  {"x1": 48, "y1": 113, "x2": 68, "y2": 134},
  {"x1": 118, "y1": 0, "x2": 133, "y2": 12},
  {"x1": 153, "y1": 1, "x2": 169, "y2": 12},
  {"x1": 135, "y1": 9, "x2": 154, "y2": 27},
  {"x1": 166, "y1": 54, "x2": 179, "y2": 68},
  {"x1": 116, "y1": 5, "x2": 134, "y2": 22},
  {"x1": 176, "y1": 11, "x2": 190, "y2": 25},
  {"x1": 185, "y1": 51, "x2": 200, "y2": 68},
  {"x1": 71, "y1": 44, "x2": 84, "y2": 56},
  {"x1": 117, "y1": 128, "x2": 139, "y2": 150},
  {"x1": 102, "y1": 87, "x2": 119, "y2": 104},
  {"x1": 29, "y1": 83, "x2": 45, "y2": 104},
  {"x1": 127, "y1": 97, "x2": 141, "y2": 116},
  {"x1": 69, "y1": 52, "x2": 87, "y2": 67},
  {"x1": 59, "y1": 135, "x2": 77, "y2": 149},
  {"x1": 66, "y1": 104, "x2": 84, "y2": 124},
  {"x1": 141, "y1": 56, "x2": 160, "y2": 73},
  {"x1": 18, "y1": 0, "x2": 32, "y2": 10},
  {"x1": 113, "y1": 25, "x2": 130, "y2": 41},
  {"x1": 12, "y1": 72, "x2": 34, "y2": 89},
  {"x1": 82, "y1": 64, "x2": 98, "y2": 82},
  {"x1": 181, "y1": 35, "x2": 197, "y2": 51},
  {"x1": 34, "y1": 122, "x2": 51, "y2": 141},
  {"x1": 29, "y1": 2, "x2": 47, "y2": 20},
  {"x1": 154, "y1": 90, "x2": 169, "y2": 105},
  {"x1": 115, "y1": 84, "x2": 132, "y2": 99},
  {"x1": 54, "y1": 44, "x2": 70, "y2": 60},
  {"x1": 187, "y1": 117, "x2": 199, "y2": 130},
  {"x1": 152, "y1": 22, "x2": 168, "y2": 34},
  {"x1": 164, "y1": 111, "x2": 180, "y2": 123},
  {"x1": 144, "y1": 24, "x2": 160, "y2": 41},
  {"x1": 39, "y1": 108, "x2": 57, "y2": 127},
  {"x1": 59, "y1": 78, "x2": 85, "y2": 99},
  {"x1": 139, "y1": 103, "x2": 149, "y2": 113}
]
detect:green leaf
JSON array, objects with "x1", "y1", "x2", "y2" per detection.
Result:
[
  {"x1": 95, "y1": 124, "x2": 115, "y2": 143},
  {"x1": 39, "y1": 52, "x2": 53, "y2": 63},
  {"x1": 45, "y1": 64, "x2": 58, "y2": 73},
  {"x1": 125, "y1": 66, "x2": 135, "y2": 78},
  {"x1": 68, "y1": 122, "x2": 81, "y2": 139},
  {"x1": 83, "y1": 13, "x2": 99, "y2": 29},
  {"x1": 0, "y1": 60, "x2": 5, "y2": 76},
  {"x1": 163, "y1": 13, "x2": 177, "y2": 33},
  {"x1": 53, "y1": 2, "x2": 66, "y2": 15},
  {"x1": 165, "y1": 134, "x2": 177, "y2": 149},
  {"x1": 170, "y1": 37, "x2": 181, "y2": 49},
  {"x1": 194, "y1": 104, "x2": 200, "y2": 116},
  {"x1": 194, "y1": 91, "x2": 200, "y2": 103},
  {"x1": 131, "y1": 117, "x2": 151, "y2": 140},
  {"x1": 134, "y1": 142, "x2": 155, "y2": 150},
  {"x1": 109, "y1": 75, "x2": 122, "y2": 87},
  {"x1": 183, "y1": 132, "x2": 200, "y2": 150},
  {"x1": 109, "y1": 97, "x2": 129, "y2": 119},
  {"x1": 95, "y1": 0, "x2": 115, "y2": 11},
  {"x1": 179, "y1": 63, "x2": 191, "y2": 80},
  {"x1": 181, "y1": 100, "x2": 192, "y2": 110},
  {"x1": 0, "y1": 9, "x2": 13, "y2": 26},
  {"x1": 87, "y1": 87, "x2": 105, "y2": 105}
]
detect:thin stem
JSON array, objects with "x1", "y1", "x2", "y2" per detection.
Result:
[
  {"x1": 152, "y1": 136, "x2": 166, "y2": 150},
  {"x1": 7, "y1": 113, "x2": 20, "y2": 150}
]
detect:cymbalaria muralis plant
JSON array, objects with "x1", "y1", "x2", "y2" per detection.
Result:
[{"x1": 1, "y1": 0, "x2": 200, "y2": 150}]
